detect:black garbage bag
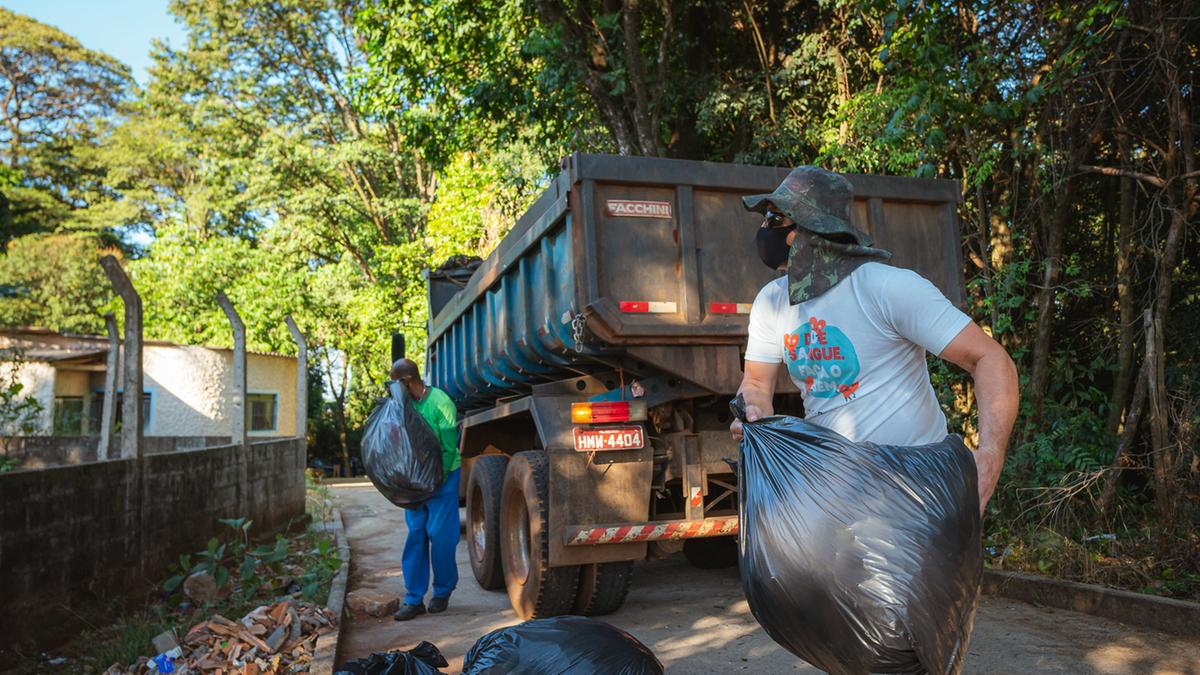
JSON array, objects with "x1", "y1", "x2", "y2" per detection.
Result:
[
  {"x1": 361, "y1": 381, "x2": 444, "y2": 508},
  {"x1": 732, "y1": 395, "x2": 982, "y2": 675},
  {"x1": 461, "y1": 616, "x2": 664, "y2": 675},
  {"x1": 334, "y1": 641, "x2": 448, "y2": 675}
]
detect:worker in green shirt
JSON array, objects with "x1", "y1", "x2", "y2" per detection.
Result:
[{"x1": 388, "y1": 358, "x2": 461, "y2": 621}]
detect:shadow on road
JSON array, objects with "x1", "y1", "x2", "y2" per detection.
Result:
[{"x1": 333, "y1": 484, "x2": 1200, "y2": 674}]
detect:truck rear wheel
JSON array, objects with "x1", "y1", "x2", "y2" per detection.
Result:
[
  {"x1": 573, "y1": 560, "x2": 634, "y2": 616},
  {"x1": 683, "y1": 536, "x2": 739, "y2": 569},
  {"x1": 500, "y1": 451, "x2": 580, "y2": 618},
  {"x1": 467, "y1": 454, "x2": 509, "y2": 590}
]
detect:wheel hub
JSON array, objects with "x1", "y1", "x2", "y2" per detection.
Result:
[
  {"x1": 503, "y1": 493, "x2": 532, "y2": 584},
  {"x1": 469, "y1": 485, "x2": 487, "y2": 561}
]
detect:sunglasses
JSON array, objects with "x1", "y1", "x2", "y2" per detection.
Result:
[{"x1": 763, "y1": 210, "x2": 791, "y2": 228}]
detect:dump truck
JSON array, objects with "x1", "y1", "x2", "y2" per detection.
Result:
[{"x1": 423, "y1": 153, "x2": 963, "y2": 619}]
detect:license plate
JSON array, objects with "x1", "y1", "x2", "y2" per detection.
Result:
[{"x1": 573, "y1": 426, "x2": 645, "y2": 452}]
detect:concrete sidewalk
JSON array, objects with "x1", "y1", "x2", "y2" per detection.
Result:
[{"x1": 332, "y1": 483, "x2": 1200, "y2": 674}]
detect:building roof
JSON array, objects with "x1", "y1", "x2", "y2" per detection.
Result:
[
  {"x1": 1, "y1": 327, "x2": 297, "y2": 361},
  {"x1": 23, "y1": 347, "x2": 109, "y2": 364}
]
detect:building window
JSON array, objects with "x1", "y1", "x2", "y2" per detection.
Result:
[
  {"x1": 88, "y1": 391, "x2": 152, "y2": 434},
  {"x1": 247, "y1": 393, "x2": 278, "y2": 432},
  {"x1": 53, "y1": 397, "x2": 84, "y2": 436}
]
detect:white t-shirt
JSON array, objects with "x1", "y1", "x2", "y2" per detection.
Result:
[{"x1": 745, "y1": 262, "x2": 971, "y2": 446}]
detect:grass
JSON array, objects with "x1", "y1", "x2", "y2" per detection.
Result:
[
  {"x1": 983, "y1": 520, "x2": 1200, "y2": 601},
  {"x1": 73, "y1": 609, "x2": 177, "y2": 671}
]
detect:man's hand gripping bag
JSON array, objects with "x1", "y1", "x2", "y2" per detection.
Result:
[
  {"x1": 731, "y1": 395, "x2": 982, "y2": 675},
  {"x1": 360, "y1": 382, "x2": 444, "y2": 508}
]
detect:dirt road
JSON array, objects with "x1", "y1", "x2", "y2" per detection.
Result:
[{"x1": 332, "y1": 483, "x2": 1199, "y2": 674}]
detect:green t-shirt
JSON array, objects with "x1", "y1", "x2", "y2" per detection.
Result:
[{"x1": 412, "y1": 386, "x2": 460, "y2": 473}]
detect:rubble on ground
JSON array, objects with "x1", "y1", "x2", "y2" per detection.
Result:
[
  {"x1": 346, "y1": 591, "x2": 399, "y2": 618},
  {"x1": 182, "y1": 572, "x2": 220, "y2": 605},
  {"x1": 103, "y1": 599, "x2": 335, "y2": 674}
]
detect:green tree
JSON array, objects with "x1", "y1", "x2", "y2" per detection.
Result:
[
  {"x1": 0, "y1": 233, "x2": 116, "y2": 333},
  {"x1": 0, "y1": 7, "x2": 132, "y2": 245},
  {"x1": 110, "y1": 0, "x2": 440, "y2": 465}
]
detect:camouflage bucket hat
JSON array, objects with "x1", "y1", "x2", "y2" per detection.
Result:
[{"x1": 742, "y1": 166, "x2": 874, "y2": 246}]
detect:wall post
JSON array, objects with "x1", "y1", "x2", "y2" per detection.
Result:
[
  {"x1": 96, "y1": 313, "x2": 119, "y2": 461},
  {"x1": 216, "y1": 292, "x2": 248, "y2": 519},
  {"x1": 216, "y1": 293, "x2": 247, "y2": 448},
  {"x1": 285, "y1": 315, "x2": 307, "y2": 442},
  {"x1": 98, "y1": 257, "x2": 142, "y2": 460}
]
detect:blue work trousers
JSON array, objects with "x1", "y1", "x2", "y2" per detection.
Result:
[{"x1": 402, "y1": 468, "x2": 461, "y2": 605}]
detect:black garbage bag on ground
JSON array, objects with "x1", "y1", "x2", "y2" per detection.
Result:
[
  {"x1": 361, "y1": 381, "x2": 444, "y2": 508},
  {"x1": 461, "y1": 616, "x2": 664, "y2": 675},
  {"x1": 334, "y1": 641, "x2": 448, "y2": 675},
  {"x1": 732, "y1": 395, "x2": 982, "y2": 675}
]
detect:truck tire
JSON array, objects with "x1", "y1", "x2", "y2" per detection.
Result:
[
  {"x1": 573, "y1": 561, "x2": 634, "y2": 616},
  {"x1": 500, "y1": 451, "x2": 580, "y2": 618},
  {"x1": 683, "y1": 536, "x2": 739, "y2": 569},
  {"x1": 467, "y1": 454, "x2": 509, "y2": 590}
]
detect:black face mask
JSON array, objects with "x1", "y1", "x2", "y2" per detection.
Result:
[{"x1": 756, "y1": 225, "x2": 794, "y2": 270}]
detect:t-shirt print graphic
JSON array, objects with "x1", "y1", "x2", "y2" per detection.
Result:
[{"x1": 784, "y1": 316, "x2": 861, "y2": 400}]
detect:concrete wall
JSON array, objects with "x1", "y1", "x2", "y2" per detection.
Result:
[
  {"x1": 0, "y1": 435, "x2": 256, "y2": 469},
  {"x1": 0, "y1": 437, "x2": 307, "y2": 655}
]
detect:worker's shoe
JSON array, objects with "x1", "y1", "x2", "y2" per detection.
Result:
[
  {"x1": 393, "y1": 603, "x2": 426, "y2": 621},
  {"x1": 428, "y1": 595, "x2": 450, "y2": 614}
]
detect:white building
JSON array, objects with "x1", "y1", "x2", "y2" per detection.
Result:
[{"x1": 1, "y1": 328, "x2": 299, "y2": 438}]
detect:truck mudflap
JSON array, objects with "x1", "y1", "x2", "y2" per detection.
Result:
[{"x1": 564, "y1": 515, "x2": 739, "y2": 546}]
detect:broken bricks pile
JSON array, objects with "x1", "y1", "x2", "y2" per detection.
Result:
[{"x1": 104, "y1": 599, "x2": 336, "y2": 674}]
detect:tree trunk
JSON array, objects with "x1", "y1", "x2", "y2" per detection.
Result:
[
  {"x1": 964, "y1": 126, "x2": 999, "y2": 331},
  {"x1": 1144, "y1": 311, "x2": 1172, "y2": 535},
  {"x1": 535, "y1": 0, "x2": 643, "y2": 155},
  {"x1": 742, "y1": 0, "x2": 775, "y2": 123},
  {"x1": 1106, "y1": 133, "x2": 1137, "y2": 436},
  {"x1": 1099, "y1": 361, "x2": 1147, "y2": 515},
  {"x1": 336, "y1": 354, "x2": 352, "y2": 477},
  {"x1": 620, "y1": 0, "x2": 659, "y2": 154},
  {"x1": 1028, "y1": 174, "x2": 1074, "y2": 427},
  {"x1": 830, "y1": 45, "x2": 851, "y2": 146},
  {"x1": 335, "y1": 401, "x2": 351, "y2": 478},
  {"x1": 1141, "y1": 19, "x2": 1193, "y2": 534},
  {"x1": 322, "y1": 348, "x2": 353, "y2": 478}
]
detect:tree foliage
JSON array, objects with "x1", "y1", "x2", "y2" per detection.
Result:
[
  {"x1": 0, "y1": 0, "x2": 1196, "y2": 593},
  {"x1": 0, "y1": 233, "x2": 118, "y2": 333},
  {"x1": 0, "y1": 7, "x2": 133, "y2": 245}
]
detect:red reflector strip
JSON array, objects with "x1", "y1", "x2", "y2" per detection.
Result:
[
  {"x1": 709, "y1": 302, "x2": 752, "y2": 314},
  {"x1": 619, "y1": 301, "x2": 677, "y2": 313},
  {"x1": 564, "y1": 516, "x2": 740, "y2": 545}
]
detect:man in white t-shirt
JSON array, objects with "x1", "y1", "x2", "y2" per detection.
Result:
[{"x1": 729, "y1": 166, "x2": 1018, "y2": 514}]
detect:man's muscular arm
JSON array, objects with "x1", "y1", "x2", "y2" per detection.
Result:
[
  {"x1": 938, "y1": 322, "x2": 1019, "y2": 516},
  {"x1": 731, "y1": 360, "x2": 779, "y2": 441}
]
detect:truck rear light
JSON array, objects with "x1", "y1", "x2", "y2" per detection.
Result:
[{"x1": 571, "y1": 401, "x2": 648, "y2": 424}]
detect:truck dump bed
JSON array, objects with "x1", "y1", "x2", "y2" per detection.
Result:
[{"x1": 426, "y1": 154, "x2": 962, "y2": 407}]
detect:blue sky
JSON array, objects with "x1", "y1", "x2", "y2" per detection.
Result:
[{"x1": 3, "y1": 0, "x2": 187, "y2": 84}]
